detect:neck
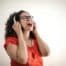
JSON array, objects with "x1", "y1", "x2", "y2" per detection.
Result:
[{"x1": 23, "y1": 31, "x2": 30, "y2": 40}]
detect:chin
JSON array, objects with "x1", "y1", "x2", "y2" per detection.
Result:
[
  {"x1": 26, "y1": 27, "x2": 33, "y2": 31},
  {"x1": 26, "y1": 28, "x2": 33, "y2": 31}
]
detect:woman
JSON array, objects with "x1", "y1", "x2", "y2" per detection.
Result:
[{"x1": 4, "y1": 10, "x2": 50, "y2": 66}]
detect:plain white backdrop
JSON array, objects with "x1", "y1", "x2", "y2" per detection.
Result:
[{"x1": 0, "y1": 0, "x2": 66, "y2": 66}]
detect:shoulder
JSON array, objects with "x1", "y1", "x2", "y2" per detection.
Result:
[{"x1": 4, "y1": 36, "x2": 18, "y2": 49}]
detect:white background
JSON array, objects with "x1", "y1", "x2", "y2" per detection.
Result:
[{"x1": 0, "y1": 0, "x2": 66, "y2": 66}]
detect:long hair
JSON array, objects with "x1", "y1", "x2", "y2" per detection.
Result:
[{"x1": 5, "y1": 10, "x2": 35, "y2": 39}]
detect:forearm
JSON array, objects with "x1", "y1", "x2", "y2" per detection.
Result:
[
  {"x1": 35, "y1": 33, "x2": 50, "y2": 56},
  {"x1": 17, "y1": 32, "x2": 28, "y2": 63}
]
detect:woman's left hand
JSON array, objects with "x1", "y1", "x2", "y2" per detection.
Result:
[{"x1": 33, "y1": 21, "x2": 38, "y2": 35}]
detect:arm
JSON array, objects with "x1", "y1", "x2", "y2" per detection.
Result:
[
  {"x1": 17, "y1": 30, "x2": 28, "y2": 63},
  {"x1": 5, "y1": 22, "x2": 28, "y2": 64},
  {"x1": 35, "y1": 32, "x2": 50, "y2": 57},
  {"x1": 33, "y1": 22, "x2": 50, "y2": 57}
]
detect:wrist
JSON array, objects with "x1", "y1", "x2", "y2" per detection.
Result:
[
  {"x1": 34, "y1": 30, "x2": 38, "y2": 35},
  {"x1": 17, "y1": 31, "x2": 23, "y2": 37},
  {"x1": 34, "y1": 32, "x2": 39, "y2": 38}
]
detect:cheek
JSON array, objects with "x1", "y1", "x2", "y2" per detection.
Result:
[{"x1": 20, "y1": 21, "x2": 26, "y2": 28}]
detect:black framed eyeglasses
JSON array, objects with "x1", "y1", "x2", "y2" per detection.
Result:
[{"x1": 20, "y1": 16, "x2": 33, "y2": 20}]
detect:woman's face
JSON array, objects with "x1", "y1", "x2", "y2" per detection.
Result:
[{"x1": 19, "y1": 12, "x2": 34, "y2": 32}]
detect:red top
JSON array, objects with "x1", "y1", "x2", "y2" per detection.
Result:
[{"x1": 4, "y1": 36, "x2": 43, "y2": 66}]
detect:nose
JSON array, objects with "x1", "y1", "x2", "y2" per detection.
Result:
[{"x1": 26, "y1": 18, "x2": 32, "y2": 23}]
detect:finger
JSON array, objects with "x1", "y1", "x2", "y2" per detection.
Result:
[
  {"x1": 33, "y1": 21, "x2": 36, "y2": 24},
  {"x1": 33, "y1": 22, "x2": 36, "y2": 27}
]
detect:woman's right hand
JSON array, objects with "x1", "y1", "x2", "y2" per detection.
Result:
[
  {"x1": 12, "y1": 17, "x2": 22, "y2": 35},
  {"x1": 12, "y1": 22, "x2": 21, "y2": 35},
  {"x1": 12, "y1": 17, "x2": 23, "y2": 36}
]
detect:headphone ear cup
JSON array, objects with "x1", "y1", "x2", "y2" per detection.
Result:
[{"x1": 13, "y1": 16, "x2": 16, "y2": 23}]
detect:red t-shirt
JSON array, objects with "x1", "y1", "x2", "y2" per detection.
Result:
[{"x1": 4, "y1": 36, "x2": 43, "y2": 66}]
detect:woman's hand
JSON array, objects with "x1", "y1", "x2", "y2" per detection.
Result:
[
  {"x1": 33, "y1": 21, "x2": 38, "y2": 35},
  {"x1": 12, "y1": 17, "x2": 23, "y2": 36}
]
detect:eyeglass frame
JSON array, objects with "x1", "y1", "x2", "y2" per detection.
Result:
[{"x1": 20, "y1": 16, "x2": 33, "y2": 20}]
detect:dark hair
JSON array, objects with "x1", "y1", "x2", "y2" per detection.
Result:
[{"x1": 5, "y1": 10, "x2": 35, "y2": 39}]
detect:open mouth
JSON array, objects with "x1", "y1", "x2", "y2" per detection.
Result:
[{"x1": 27, "y1": 23, "x2": 32, "y2": 26}]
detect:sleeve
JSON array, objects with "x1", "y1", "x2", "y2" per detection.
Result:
[{"x1": 4, "y1": 36, "x2": 18, "y2": 49}]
